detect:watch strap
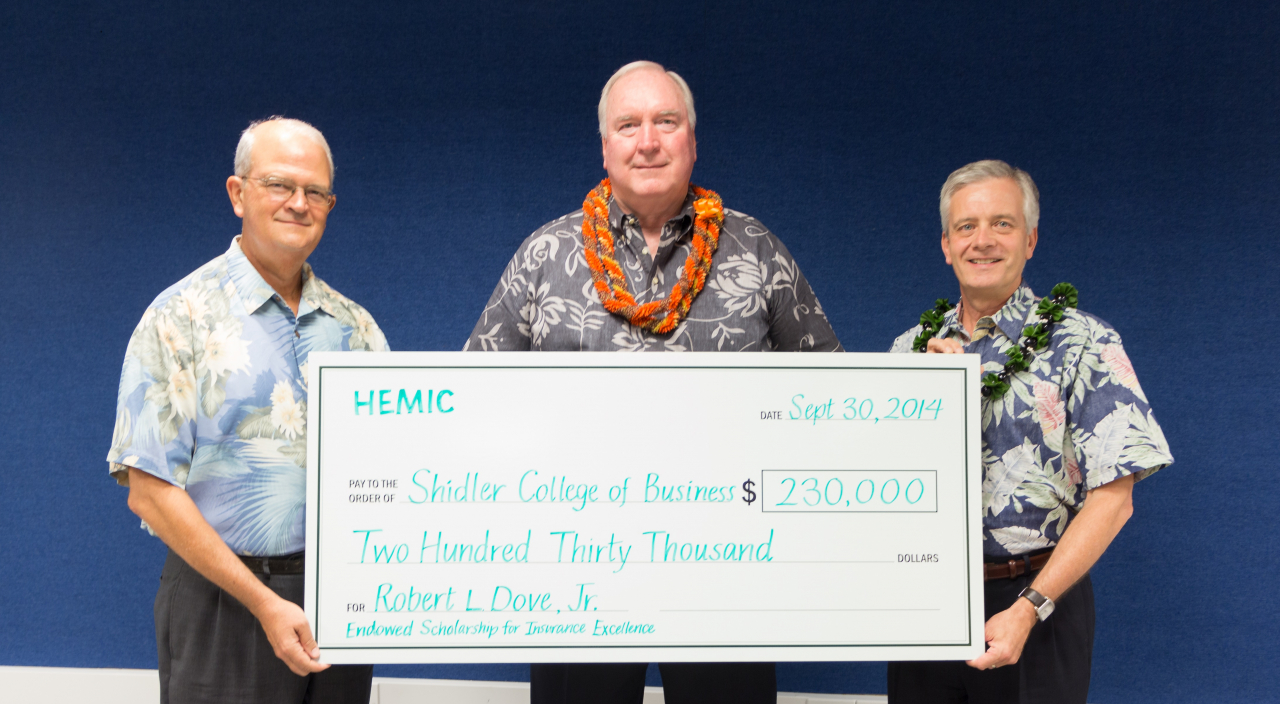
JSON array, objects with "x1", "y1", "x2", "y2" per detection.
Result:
[{"x1": 1018, "y1": 586, "x2": 1054, "y2": 621}]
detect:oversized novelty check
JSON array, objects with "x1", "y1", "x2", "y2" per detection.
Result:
[{"x1": 305, "y1": 352, "x2": 983, "y2": 664}]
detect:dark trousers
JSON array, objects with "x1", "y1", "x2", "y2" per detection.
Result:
[
  {"x1": 155, "y1": 549, "x2": 373, "y2": 704},
  {"x1": 531, "y1": 662, "x2": 777, "y2": 704},
  {"x1": 888, "y1": 571, "x2": 1095, "y2": 704}
]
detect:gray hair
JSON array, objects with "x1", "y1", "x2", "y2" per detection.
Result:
[
  {"x1": 939, "y1": 159, "x2": 1039, "y2": 233},
  {"x1": 233, "y1": 116, "x2": 335, "y2": 185},
  {"x1": 597, "y1": 61, "x2": 697, "y2": 137}
]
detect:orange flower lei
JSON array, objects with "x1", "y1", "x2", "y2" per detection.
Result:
[{"x1": 580, "y1": 178, "x2": 723, "y2": 334}]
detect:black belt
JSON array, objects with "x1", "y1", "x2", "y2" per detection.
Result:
[{"x1": 239, "y1": 552, "x2": 305, "y2": 576}]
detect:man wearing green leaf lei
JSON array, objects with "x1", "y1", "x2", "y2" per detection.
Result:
[{"x1": 887, "y1": 161, "x2": 1174, "y2": 704}]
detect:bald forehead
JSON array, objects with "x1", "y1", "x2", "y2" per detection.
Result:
[
  {"x1": 606, "y1": 69, "x2": 686, "y2": 119},
  {"x1": 248, "y1": 123, "x2": 331, "y2": 182},
  {"x1": 251, "y1": 122, "x2": 322, "y2": 155}
]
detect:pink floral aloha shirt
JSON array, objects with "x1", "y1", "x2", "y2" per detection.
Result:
[
  {"x1": 107, "y1": 238, "x2": 388, "y2": 556},
  {"x1": 890, "y1": 285, "x2": 1173, "y2": 558}
]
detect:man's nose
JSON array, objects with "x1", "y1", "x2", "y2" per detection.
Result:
[
  {"x1": 637, "y1": 122, "x2": 660, "y2": 152},
  {"x1": 285, "y1": 186, "x2": 310, "y2": 213}
]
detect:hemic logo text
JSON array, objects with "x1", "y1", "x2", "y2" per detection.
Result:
[{"x1": 355, "y1": 389, "x2": 454, "y2": 416}]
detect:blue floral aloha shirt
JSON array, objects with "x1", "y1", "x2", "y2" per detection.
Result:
[
  {"x1": 890, "y1": 285, "x2": 1173, "y2": 558},
  {"x1": 107, "y1": 238, "x2": 388, "y2": 556}
]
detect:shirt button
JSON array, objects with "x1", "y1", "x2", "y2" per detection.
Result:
[
  {"x1": 642, "y1": 247, "x2": 650, "y2": 256},
  {"x1": 651, "y1": 277, "x2": 659, "y2": 287}
]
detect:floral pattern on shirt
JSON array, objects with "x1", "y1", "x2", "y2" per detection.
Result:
[
  {"x1": 107, "y1": 238, "x2": 388, "y2": 556},
  {"x1": 890, "y1": 285, "x2": 1173, "y2": 557},
  {"x1": 464, "y1": 191, "x2": 843, "y2": 353}
]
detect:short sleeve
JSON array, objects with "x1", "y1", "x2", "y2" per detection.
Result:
[
  {"x1": 349, "y1": 303, "x2": 390, "y2": 352},
  {"x1": 757, "y1": 227, "x2": 843, "y2": 352},
  {"x1": 889, "y1": 326, "x2": 923, "y2": 354},
  {"x1": 1063, "y1": 318, "x2": 1174, "y2": 490},
  {"x1": 464, "y1": 249, "x2": 534, "y2": 351},
  {"x1": 310, "y1": 277, "x2": 390, "y2": 353},
  {"x1": 106, "y1": 303, "x2": 198, "y2": 488}
]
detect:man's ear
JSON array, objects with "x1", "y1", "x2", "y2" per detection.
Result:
[
  {"x1": 940, "y1": 231, "x2": 952, "y2": 265},
  {"x1": 227, "y1": 175, "x2": 246, "y2": 218},
  {"x1": 1025, "y1": 227, "x2": 1038, "y2": 260},
  {"x1": 601, "y1": 137, "x2": 608, "y2": 170}
]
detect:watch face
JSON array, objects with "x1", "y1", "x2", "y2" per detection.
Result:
[{"x1": 1036, "y1": 600, "x2": 1055, "y2": 621}]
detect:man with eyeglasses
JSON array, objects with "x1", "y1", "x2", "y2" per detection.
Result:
[{"x1": 107, "y1": 117, "x2": 386, "y2": 703}]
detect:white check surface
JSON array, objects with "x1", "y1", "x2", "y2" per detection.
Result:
[{"x1": 305, "y1": 352, "x2": 983, "y2": 663}]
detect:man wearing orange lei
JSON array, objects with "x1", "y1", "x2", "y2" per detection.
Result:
[{"x1": 465, "y1": 61, "x2": 843, "y2": 704}]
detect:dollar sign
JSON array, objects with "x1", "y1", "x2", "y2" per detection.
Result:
[{"x1": 742, "y1": 479, "x2": 757, "y2": 505}]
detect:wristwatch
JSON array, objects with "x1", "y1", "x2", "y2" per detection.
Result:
[{"x1": 1018, "y1": 587, "x2": 1055, "y2": 621}]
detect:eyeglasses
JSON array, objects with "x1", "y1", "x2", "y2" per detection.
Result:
[{"x1": 242, "y1": 176, "x2": 334, "y2": 208}]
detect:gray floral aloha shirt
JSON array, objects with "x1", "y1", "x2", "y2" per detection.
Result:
[
  {"x1": 107, "y1": 238, "x2": 388, "y2": 556},
  {"x1": 890, "y1": 285, "x2": 1173, "y2": 558},
  {"x1": 464, "y1": 191, "x2": 844, "y2": 352}
]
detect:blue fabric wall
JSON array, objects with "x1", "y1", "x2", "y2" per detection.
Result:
[{"x1": 1, "y1": 1, "x2": 1276, "y2": 701}]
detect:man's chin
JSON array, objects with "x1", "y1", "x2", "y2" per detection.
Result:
[
  {"x1": 617, "y1": 180, "x2": 688, "y2": 199},
  {"x1": 257, "y1": 230, "x2": 323, "y2": 253},
  {"x1": 958, "y1": 278, "x2": 1021, "y2": 299}
]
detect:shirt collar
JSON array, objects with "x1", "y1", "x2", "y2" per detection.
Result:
[
  {"x1": 606, "y1": 190, "x2": 696, "y2": 240},
  {"x1": 941, "y1": 283, "x2": 1038, "y2": 342},
  {"x1": 938, "y1": 305, "x2": 965, "y2": 340},
  {"x1": 989, "y1": 284, "x2": 1039, "y2": 340},
  {"x1": 225, "y1": 236, "x2": 328, "y2": 317},
  {"x1": 302, "y1": 271, "x2": 343, "y2": 319}
]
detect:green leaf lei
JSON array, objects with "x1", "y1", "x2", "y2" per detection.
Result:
[
  {"x1": 911, "y1": 299, "x2": 956, "y2": 353},
  {"x1": 913, "y1": 283, "x2": 1079, "y2": 399}
]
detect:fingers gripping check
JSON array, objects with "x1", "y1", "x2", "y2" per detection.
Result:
[
  {"x1": 926, "y1": 337, "x2": 965, "y2": 354},
  {"x1": 965, "y1": 600, "x2": 1037, "y2": 671},
  {"x1": 258, "y1": 597, "x2": 329, "y2": 676}
]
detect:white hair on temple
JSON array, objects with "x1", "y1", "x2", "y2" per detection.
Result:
[
  {"x1": 939, "y1": 159, "x2": 1040, "y2": 233},
  {"x1": 597, "y1": 61, "x2": 697, "y2": 137},
  {"x1": 233, "y1": 116, "x2": 335, "y2": 185}
]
